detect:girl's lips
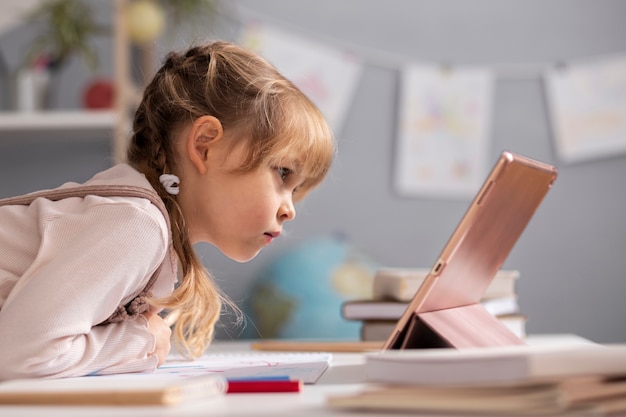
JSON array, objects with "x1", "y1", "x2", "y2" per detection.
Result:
[{"x1": 264, "y1": 231, "x2": 281, "y2": 244}]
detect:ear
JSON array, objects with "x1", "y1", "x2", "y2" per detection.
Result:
[{"x1": 186, "y1": 115, "x2": 224, "y2": 175}]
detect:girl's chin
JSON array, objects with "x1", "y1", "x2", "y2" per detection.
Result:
[{"x1": 221, "y1": 248, "x2": 262, "y2": 263}]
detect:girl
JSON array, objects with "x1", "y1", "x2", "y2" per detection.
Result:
[{"x1": 0, "y1": 41, "x2": 335, "y2": 380}]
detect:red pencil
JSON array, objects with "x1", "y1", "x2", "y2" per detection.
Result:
[{"x1": 226, "y1": 379, "x2": 302, "y2": 394}]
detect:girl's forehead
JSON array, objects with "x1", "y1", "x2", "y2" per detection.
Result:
[
  {"x1": 277, "y1": 149, "x2": 315, "y2": 172},
  {"x1": 279, "y1": 148, "x2": 304, "y2": 162},
  {"x1": 270, "y1": 140, "x2": 305, "y2": 161}
]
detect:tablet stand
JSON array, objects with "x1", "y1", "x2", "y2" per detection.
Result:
[{"x1": 395, "y1": 303, "x2": 525, "y2": 349}]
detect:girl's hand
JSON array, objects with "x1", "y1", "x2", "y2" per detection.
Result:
[{"x1": 144, "y1": 312, "x2": 172, "y2": 367}]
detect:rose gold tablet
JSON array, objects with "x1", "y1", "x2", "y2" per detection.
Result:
[{"x1": 383, "y1": 151, "x2": 557, "y2": 350}]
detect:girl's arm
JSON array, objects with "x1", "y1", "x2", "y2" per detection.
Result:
[{"x1": 0, "y1": 197, "x2": 170, "y2": 380}]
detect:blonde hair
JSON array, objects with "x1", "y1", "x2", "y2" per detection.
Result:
[{"x1": 126, "y1": 41, "x2": 335, "y2": 358}]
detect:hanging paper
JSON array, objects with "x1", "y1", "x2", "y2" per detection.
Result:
[
  {"x1": 545, "y1": 56, "x2": 626, "y2": 163},
  {"x1": 394, "y1": 65, "x2": 494, "y2": 198},
  {"x1": 239, "y1": 22, "x2": 362, "y2": 134}
]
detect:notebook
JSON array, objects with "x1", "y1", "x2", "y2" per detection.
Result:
[{"x1": 383, "y1": 150, "x2": 557, "y2": 350}]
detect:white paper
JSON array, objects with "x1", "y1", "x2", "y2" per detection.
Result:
[
  {"x1": 545, "y1": 56, "x2": 626, "y2": 163},
  {"x1": 394, "y1": 65, "x2": 494, "y2": 199}
]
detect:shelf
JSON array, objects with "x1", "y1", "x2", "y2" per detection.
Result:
[
  {"x1": 0, "y1": 110, "x2": 117, "y2": 131},
  {"x1": 0, "y1": 0, "x2": 130, "y2": 161}
]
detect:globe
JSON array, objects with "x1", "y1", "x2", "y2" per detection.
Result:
[{"x1": 246, "y1": 236, "x2": 378, "y2": 340}]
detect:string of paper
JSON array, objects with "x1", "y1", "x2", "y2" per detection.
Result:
[{"x1": 236, "y1": 19, "x2": 626, "y2": 198}]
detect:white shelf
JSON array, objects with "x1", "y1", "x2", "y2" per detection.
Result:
[{"x1": 0, "y1": 110, "x2": 117, "y2": 131}]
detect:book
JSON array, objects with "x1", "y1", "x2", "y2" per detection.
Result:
[
  {"x1": 0, "y1": 374, "x2": 227, "y2": 406},
  {"x1": 327, "y1": 375, "x2": 626, "y2": 416},
  {"x1": 360, "y1": 314, "x2": 527, "y2": 341},
  {"x1": 364, "y1": 343, "x2": 626, "y2": 386},
  {"x1": 342, "y1": 295, "x2": 520, "y2": 321},
  {"x1": 373, "y1": 267, "x2": 520, "y2": 302}
]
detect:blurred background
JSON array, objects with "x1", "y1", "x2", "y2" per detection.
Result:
[{"x1": 1, "y1": 0, "x2": 625, "y2": 344}]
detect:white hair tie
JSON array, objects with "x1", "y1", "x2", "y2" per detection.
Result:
[{"x1": 159, "y1": 174, "x2": 180, "y2": 195}]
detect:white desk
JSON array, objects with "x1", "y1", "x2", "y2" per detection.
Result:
[{"x1": 0, "y1": 334, "x2": 596, "y2": 417}]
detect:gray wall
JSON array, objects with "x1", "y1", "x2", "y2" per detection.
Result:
[{"x1": 1, "y1": 0, "x2": 626, "y2": 343}]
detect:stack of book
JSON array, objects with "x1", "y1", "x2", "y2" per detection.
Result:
[
  {"x1": 328, "y1": 343, "x2": 626, "y2": 416},
  {"x1": 341, "y1": 268, "x2": 525, "y2": 341}
]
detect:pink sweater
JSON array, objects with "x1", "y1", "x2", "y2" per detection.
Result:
[{"x1": 0, "y1": 165, "x2": 178, "y2": 380}]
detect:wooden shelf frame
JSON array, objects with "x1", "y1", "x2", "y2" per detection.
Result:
[{"x1": 0, "y1": 110, "x2": 116, "y2": 131}]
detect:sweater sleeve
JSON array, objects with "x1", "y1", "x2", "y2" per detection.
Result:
[{"x1": 0, "y1": 196, "x2": 169, "y2": 380}]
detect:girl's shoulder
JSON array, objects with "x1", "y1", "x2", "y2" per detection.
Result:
[
  {"x1": 1, "y1": 164, "x2": 168, "y2": 243},
  {"x1": 55, "y1": 164, "x2": 167, "y2": 225},
  {"x1": 82, "y1": 163, "x2": 154, "y2": 190}
]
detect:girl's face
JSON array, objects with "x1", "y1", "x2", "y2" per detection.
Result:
[{"x1": 178, "y1": 124, "x2": 304, "y2": 262}]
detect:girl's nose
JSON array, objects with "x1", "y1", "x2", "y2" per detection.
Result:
[{"x1": 279, "y1": 198, "x2": 296, "y2": 222}]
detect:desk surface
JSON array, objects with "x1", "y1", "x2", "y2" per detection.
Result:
[{"x1": 0, "y1": 334, "x2": 597, "y2": 417}]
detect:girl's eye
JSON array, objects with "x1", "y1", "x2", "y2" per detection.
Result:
[{"x1": 276, "y1": 167, "x2": 292, "y2": 181}]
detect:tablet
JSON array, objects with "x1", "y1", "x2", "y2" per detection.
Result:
[{"x1": 383, "y1": 151, "x2": 558, "y2": 350}]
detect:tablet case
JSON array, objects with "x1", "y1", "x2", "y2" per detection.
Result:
[{"x1": 383, "y1": 151, "x2": 558, "y2": 350}]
